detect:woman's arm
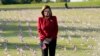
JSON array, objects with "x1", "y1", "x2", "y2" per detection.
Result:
[
  {"x1": 37, "y1": 17, "x2": 46, "y2": 40},
  {"x1": 53, "y1": 16, "x2": 58, "y2": 37}
]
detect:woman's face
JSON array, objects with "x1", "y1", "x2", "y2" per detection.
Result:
[{"x1": 43, "y1": 8, "x2": 51, "y2": 17}]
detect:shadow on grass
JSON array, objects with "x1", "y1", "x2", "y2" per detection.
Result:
[
  {"x1": 0, "y1": 42, "x2": 91, "y2": 51},
  {"x1": 59, "y1": 26, "x2": 100, "y2": 38},
  {"x1": 0, "y1": 20, "x2": 38, "y2": 37},
  {"x1": 1, "y1": 20, "x2": 100, "y2": 38},
  {"x1": 2, "y1": 30, "x2": 37, "y2": 37},
  {"x1": 56, "y1": 44, "x2": 92, "y2": 51},
  {"x1": 0, "y1": 42, "x2": 40, "y2": 50},
  {"x1": 59, "y1": 26, "x2": 100, "y2": 33}
]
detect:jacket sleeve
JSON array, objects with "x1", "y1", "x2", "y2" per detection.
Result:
[
  {"x1": 37, "y1": 17, "x2": 46, "y2": 39},
  {"x1": 53, "y1": 16, "x2": 58, "y2": 37}
]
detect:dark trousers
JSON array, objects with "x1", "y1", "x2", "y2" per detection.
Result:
[{"x1": 40, "y1": 39, "x2": 57, "y2": 56}]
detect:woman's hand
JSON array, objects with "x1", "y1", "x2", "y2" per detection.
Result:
[{"x1": 43, "y1": 38, "x2": 52, "y2": 44}]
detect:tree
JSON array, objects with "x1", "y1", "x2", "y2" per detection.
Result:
[
  {"x1": 1, "y1": 0, "x2": 33, "y2": 4},
  {"x1": 0, "y1": 0, "x2": 2, "y2": 4},
  {"x1": 22, "y1": 0, "x2": 33, "y2": 4},
  {"x1": 35, "y1": 0, "x2": 42, "y2": 3},
  {"x1": 1, "y1": 0, "x2": 19, "y2": 4}
]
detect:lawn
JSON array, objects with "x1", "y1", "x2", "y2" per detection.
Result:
[
  {"x1": 0, "y1": 2, "x2": 65, "y2": 9},
  {"x1": 67, "y1": 1, "x2": 100, "y2": 7},
  {"x1": 0, "y1": 1, "x2": 100, "y2": 9},
  {"x1": 0, "y1": 8, "x2": 100, "y2": 56}
]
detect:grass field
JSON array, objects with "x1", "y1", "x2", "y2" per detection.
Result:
[
  {"x1": 0, "y1": 1, "x2": 100, "y2": 9},
  {"x1": 0, "y1": 8, "x2": 100, "y2": 56}
]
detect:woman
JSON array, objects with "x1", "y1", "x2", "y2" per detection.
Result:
[{"x1": 37, "y1": 5, "x2": 58, "y2": 56}]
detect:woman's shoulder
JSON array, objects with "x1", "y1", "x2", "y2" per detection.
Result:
[
  {"x1": 52, "y1": 16, "x2": 57, "y2": 20},
  {"x1": 38, "y1": 17, "x2": 44, "y2": 21},
  {"x1": 38, "y1": 16, "x2": 43, "y2": 19},
  {"x1": 52, "y1": 16, "x2": 57, "y2": 18}
]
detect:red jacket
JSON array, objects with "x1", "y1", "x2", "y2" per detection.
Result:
[{"x1": 37, "y1": 16, "x2": 58, "y2": 41}]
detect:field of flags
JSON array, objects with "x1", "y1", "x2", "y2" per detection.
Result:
[{"x1": 0, "y1": 8, "x2": 100, "y2": 56}]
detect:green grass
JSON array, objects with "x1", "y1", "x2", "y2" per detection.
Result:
[
  {"x1": 0, "y1": 8, "x2": 100, "y2": 56},
  {"x1": 88, "y1": 0, "x2": 100, "y2": 2},
  {"x1": 0, "y1": 2, "x2": 65, "y2": 9},
  {"x1": 67, "y1": 1, "x2": 100, "y2": 7},
  {"x1": 0, "y1": 1, "x2": 100, "y2": 9},
  {"x1": 0, "y1": 37, "x2": 96, "y2": 56}
]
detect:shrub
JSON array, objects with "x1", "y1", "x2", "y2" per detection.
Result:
[{"x1": 1, "y1": 0, "x2": 33, "y2": 4}]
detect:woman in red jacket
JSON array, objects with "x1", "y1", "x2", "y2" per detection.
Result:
[{"x1": 37, "y1": 5, "x2": 58, "y2": 56}]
